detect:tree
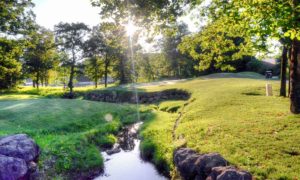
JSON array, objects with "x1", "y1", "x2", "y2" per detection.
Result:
[
  {"x1": 84, "y1": 25, "x2": 113, "y2": 87},
  {"x1": 24, "y1": 26, "x2": 58, "y2": 89},
  {"x1": 91, "y1": 0, "x2": 186, "y2": 27},
  {"x1": 161, "y1": 23, "x2": 196, "y2": 78},
  {"x1": 178, "y1": 18, "x2": 254, "y2": 72},
  {"x1": 55, "y1": 22, "x2": 90, "y2": 94},
  {"x1": 186, "y1": 0, "x2": 300, "y2": 113},
  {"x1": 289, "y1": 0, "x2": 300, "y2": 113},
  {"x1": 0, "y1": 0, "x2": 35, "y2": 35},
  {"x1": 84, "y1": 57, "x2": 103, "y2": 88},
  {"x1": 280, "y1": 43, "x2": 288, "y2": 97},
  {"x1": 98, "y1": 22, "x2": 133, "y2": 85},
  {"x1": 0, "y1": 0, "x2": 35, "y2": 89},
  {"x1": 0, "y1": 38, "x2": 23, "y2": 89}
]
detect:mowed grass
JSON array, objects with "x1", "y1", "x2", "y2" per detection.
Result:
[
  {"x1": 0, "y1": 85, "x2": 110, "y2": 98},
  {"x1": 0, "y1": 97, "x2": 143, "y2": 178},
  {"x1": 1, "y1": 72, "x2": 300, "y2": 179},
  {"x1": 139, "y1": 72, "x2": 300, "y2": 179}
]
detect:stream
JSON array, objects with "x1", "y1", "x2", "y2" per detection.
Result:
[{"x1": 94, "y1": 122, "x2": 167, "y2": 180}]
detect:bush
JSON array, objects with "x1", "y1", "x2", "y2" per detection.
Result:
[
  {"x1": 246, "y1": 59, "x2": 277, "y2": 75},
  {"x1": 48, "y1": 135, "x2": 103, "y2": 172},
  {"x1": 84, "y1": 121, "x2": 121, "y2": 148}
]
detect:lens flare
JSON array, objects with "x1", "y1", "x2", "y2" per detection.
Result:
[
  {"x1": 104, "y1": 113, "x2": 113, "y2": 122},
  {"x1": 125, "y1": 20, "x2": 137, "y2": 37}
]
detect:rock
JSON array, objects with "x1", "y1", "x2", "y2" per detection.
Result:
[
  {"x1": 174, "y1": 148, "x2": 200, "y2": 179},
  {"x1": 0, "y1": 154, "x2": 28, "y2": 180},
  {"x1": 206, "y1": 166, "x2": 252, "y2": 180},
  {"x1": 0, "y1": 134, "x2": 41, "y2": 180},
  {"x1": 0, "y1": 134, "x2": 40, "y2": 163},
  {"x1": 195, "y1": 153, "x2": 228, "y2": 179},
  {"x1": 106, "y1": 144, "x2": 121, "y2": 155},
  {"x1": 106, "y1": 148, "x2": 121, "y2": 155},
  {"x1": 174, "y1": 148, "x2": 228, "y2": 180}
]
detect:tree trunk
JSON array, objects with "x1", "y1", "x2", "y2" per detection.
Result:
[
  {"x1": 280, "y1": 46, "x2": 288, "y2": 97},
  {"x1": 104, "y1": 56, "x2": 109, "y2": 88},
  {"x1": 36, "y1": 71, "x2": 40, "y2": 89},
  {"x1": 288, "y1": 47, "x2": 292, "y2": 97},
  {"x1": 119, "y1": 56, "x2": 127, "y2": 84},
  {"x1": 68, "y1": 48, "x2": 76, "y2": 94},
  {"x1": 68, "y1": 63, "x2": 75, "y2": 94},
  {"x1": 95, "y1": 77, "x2": 98, "y2": 88},
  {"x1": 290, "y1": 39, "x2": 300, "y2": 113},
  {"x1": 290, "y1": 0, "x2": 300, "y2": 113}
]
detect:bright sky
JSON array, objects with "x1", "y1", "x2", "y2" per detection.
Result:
[
  {"x1": 32, "y1": 0, "x2": 199, "y2": 32},
  {"x1": 32, "y1": 0, "x2": 101, "y2": 30},
  {"x1": 31, "y1": 0, "x2": 203, "y2": 53}
]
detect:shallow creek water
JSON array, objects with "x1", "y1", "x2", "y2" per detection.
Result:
[{"x1": 94, "y1": 122, "x2": 167, "y2": 180}]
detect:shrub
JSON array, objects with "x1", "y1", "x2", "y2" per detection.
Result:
[{"x1": 246, "y1": 59, "x2": 277, "y2": 75}]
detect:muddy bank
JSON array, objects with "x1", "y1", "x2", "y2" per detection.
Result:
[{"x1": 84, "y1": 89, "x2": 190, "y2": 104}]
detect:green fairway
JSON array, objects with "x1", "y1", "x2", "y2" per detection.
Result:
[
  {"x1": 0, "y1": 72, "x2": 299, "y2": 179},
  {"x1": 0, "y1": 96, "x2": 143, "y2": 178},
  {"x1": 139, "y1": 73, "x2": 300, "y2": 179}
]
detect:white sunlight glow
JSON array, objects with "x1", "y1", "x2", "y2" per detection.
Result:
[{"x1": 125, "y1": 20, "x2": 138, "y2": 37}]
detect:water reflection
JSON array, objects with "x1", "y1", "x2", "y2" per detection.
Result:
[{"x1": 95, "y1": 139, "x2": 167, "y2": 180}]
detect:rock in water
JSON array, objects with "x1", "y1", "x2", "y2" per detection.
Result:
[
  {"x1": 0, "y1": 134, "x2": 40, "y2": 180},
  {"x1": 0, "y1": 154, "x2": 28, "y2": 180},
  {"x1": 207, "y1": 166, "x2": 252, "y2": 180}
]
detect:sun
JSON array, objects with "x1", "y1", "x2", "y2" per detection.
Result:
[{"x1": 125, "y1": 20, "x2": 138, "y2": 37}]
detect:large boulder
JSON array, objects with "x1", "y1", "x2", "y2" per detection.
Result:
[
  {"x1": 0, "y1": 134, "x2": 40, "y2": 180},
  {"x1": 174, "y1": 148, "x2": 228, "y2": 180},
  {"x1": 195, "y1": 153, "x2": 229, "y2": 179},
  {"x1": 174, "y1": 148, "x2": 200, "y2": 179},
  {"x1": 0, "y1": 134, "x2": 40, "y2": 163},
  {"x1": 207, "y1": 166, "x2": 252, "y2": 180},
  {"x1": 0, "y1": 154, "x2": 28, "y2": 180}
]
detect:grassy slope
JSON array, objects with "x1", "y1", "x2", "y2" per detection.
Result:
[
  {"x1": 1, "y1": 72, "x2": 299, "y2": 179},
  {"x1": 0, "y1": 95, "x2": 143, "y2": 178},
  {"x1": 140, "y1": 72, "x2": 300, "y2": 179}
]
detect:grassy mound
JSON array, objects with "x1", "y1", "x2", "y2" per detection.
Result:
[
  {"x1": 0, "y1": 97, "x2": 144, "y2": 178},
  {"x1": 140, "y1": 73, "x2": 300, "y2": 179}
]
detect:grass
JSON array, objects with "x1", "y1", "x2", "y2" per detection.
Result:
[
  {"x1": 0, "y1": 85, "x2": 109, "y2": 98},
  {"x1": 0, "y1": 72, "x2": 299, "y2": 179},
  {"x1": 139, "y1": 72, "x2": 300, "y2": 179},
  {"x1": 0, "y1": 95, "x2": 145, "y2": 178}
]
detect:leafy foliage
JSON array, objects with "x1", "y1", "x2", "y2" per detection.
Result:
[
  {"x1": 24, "y1": 26, "x2": 58, "y2": 88},
  {"x1": 179, "y1": 18, "x2": 254, "y2": 71},
  {"x1": 0, "y1": 0, "x2": 35, "y2": 89},
  {"x1": 0, "y1": 0, "x2": 35, "y2": 34},
  {"x1": 55, "y1": 22, "x2": 90, "y2": 93},
  {"x1": 0, "y1": 38, "x2": 23, "y2": 88}
]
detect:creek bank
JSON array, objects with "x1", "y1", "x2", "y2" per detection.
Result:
[
  {"x1": 174, "y1": 148, "x2": 252, "y2": 180},
  {"x1": 96, "y1": 122, "x2": 167, "y2": 180},
  {"x1": 105, "y1": 122, "x2": 143, "y2": 155},
  {"x1": 84, "y1": 89, "x2": 190, "y2": 104},
  {"x1": 0, "y1": 134, "x2": 40, "y2": 180}
]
